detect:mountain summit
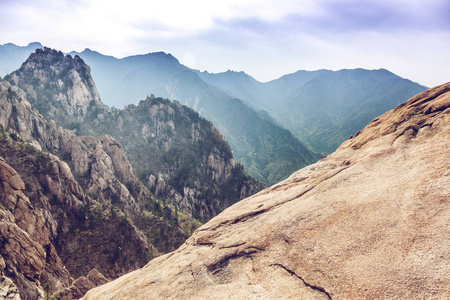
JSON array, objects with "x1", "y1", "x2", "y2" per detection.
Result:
[{"x1": 84, "y1": 82, "x2": 450, "y2": 299}]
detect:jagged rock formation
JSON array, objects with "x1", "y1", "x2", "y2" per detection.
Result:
[
  {"x1": 54, "y1": 269, "x2": 108, "y2": 299},
  {"x1": 0, "y1": 156, "x2": 71, "y2": 299},
  {"x1": 0, "y1": 80, "x2": 195, "y2": 299},
  {"x1": 5, "y1": 47, "x2": 103, "y2": 125},
  {"x1": 91, "y1": 96, "x2": 264, "y2": 221},
  {"x1": 0, "y1": 275, "x2": 21, "y2": 300},
  {"x1": 5, "y1": 47, "x2": 265, "y2": 221},
  {"x1": 84, "y1": 83, "x2": 450, "y2": 299}
]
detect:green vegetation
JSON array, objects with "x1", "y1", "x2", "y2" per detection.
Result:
[
  {"x1": 0, "y1": 126, "x2": 201, "y2": 279},
  {"x1": 201, "y1": 97, "x2": 319, "y2": 185}
]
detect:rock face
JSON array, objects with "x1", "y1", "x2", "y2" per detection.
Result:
[
  {"x1": 0, "y1": 156, "x2": 72, "y2": 299},
  {"x1": 84, "y1": 83, "x2": 450, "y2": 299},
  {"x1": 5, "y1": 47, "x2": 103, "y2": 125},
  {"x1": 0, "y1": 80, "x2": 194, "y2": 299}
]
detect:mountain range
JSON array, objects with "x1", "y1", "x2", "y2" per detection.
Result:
[
  {"x1": 198, "y1": 68, "x2": 428, "y2": 154},
  {"x1": 68, "y1": 48, "x2": 426, "y2": 180},
  {"x1": 4, "y1": 47, "x2": 264, "y2": 222},
  {"x1": 0, "y1": 43, "x2": 427, "y2": 185},
  {"x1": 68, "y1": 48, "x2": 320, "y2": 185}
]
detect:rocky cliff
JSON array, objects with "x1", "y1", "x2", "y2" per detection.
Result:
[
  {"x1": 6, "y1": 48, "x2": 264, "y2": 221},
  {"x1": 91, "y1": 96, "x2": 264, "y2": 221},
  {"x1": 0, "y1": 80, "x2": 195, "y2": 299},
  {"x1": 5, "y1": 47, "x2": 104, "y2": 126},
  {"x1": 84, "y1": 82, "x2": 450, "y2": 299},
  {"x1": 0, "y1": 155, "x2": 71, "y2": 299}
]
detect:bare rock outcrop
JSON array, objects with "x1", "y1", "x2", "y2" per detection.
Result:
[
  {"x1": 0, "y1": 276, "x2": 21, "y2": 300},
  {"x1": 0, "y1": 157, "x2": 72, "y2": 299},
  {"x1": 5, "y1": 47, "x2": 103, "y2": 124},
  {"x1": 54, "y1": 269, "x2": 108, "y2": 300},
  {"x1": 84, "y1": 83, "x2": 450, "y2": 299}
]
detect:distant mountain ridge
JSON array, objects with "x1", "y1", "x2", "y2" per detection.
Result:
[
  {"x1": 69, "y1": 47, "x2": 426, "y2": 160},
  {"x1": 197, "y1": 68, "x2": 428, "y2": 154},
  {"x1": 0, "y1": 42, "x2": 43, "y2": 77}
]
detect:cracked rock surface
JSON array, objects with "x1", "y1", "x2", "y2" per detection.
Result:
[{"x1": 84, "y1": 83, "x2": 450, "y2": 299}]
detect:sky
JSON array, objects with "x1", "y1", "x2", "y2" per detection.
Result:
[{"x1": 1, "y1": 0, "x2": 449, "y2": 87}]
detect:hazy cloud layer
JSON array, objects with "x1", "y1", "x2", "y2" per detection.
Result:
[{"x1": 1, "y1": 0, "x2": 449, "y2": 86}]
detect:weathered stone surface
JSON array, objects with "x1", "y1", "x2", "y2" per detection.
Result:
[
  {"x1": 54, "y1": 268, "x2": 108, "y2": 300},
  {"x1": 0, "y1": 276, "x2": 21, "y2": 300},
  {"x1": 0, "y1": 157, "x2": 72, "y2": 299},
  {"x1": 84, "y1": 83, "x2": 450, "y2": 299}
]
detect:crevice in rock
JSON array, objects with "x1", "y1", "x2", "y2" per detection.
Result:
[
  {"x1": 188, "y1": 265, "x2": 195, "y2": 280},
  {"x1": 193, "y1": 241, "x2": 215, "y2": 247},
  {"x1": 271, "y1": 263, "x2": 332, "y2": 300},
  {"x1": 219, "y1": 242, "x2": 246, "y2": 249}
]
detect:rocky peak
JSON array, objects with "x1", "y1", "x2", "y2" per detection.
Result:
[
  {"x1": 84, "y1": 82, "x2": 450, "y2": 299},
  {"x1": 5, "y1": 47, "x2": 104, "y2": 125}
]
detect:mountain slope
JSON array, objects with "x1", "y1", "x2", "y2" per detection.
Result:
[
  {"x1": 198, "y1": 68, "x2": 428, "y2": 155},
  {"x1": 87, "y1": 95, "x2": 265, "y2": 221},
  {"x1": 84, "y1": 82, "x2": 450, "y2": 299},
  {"x1": 72, "y1": 49, "x2": 319, "y2": 185}
]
